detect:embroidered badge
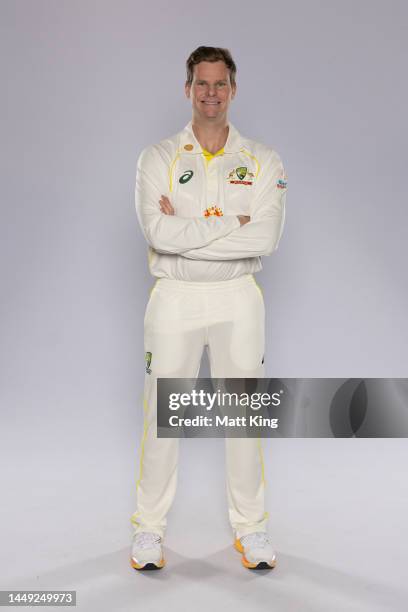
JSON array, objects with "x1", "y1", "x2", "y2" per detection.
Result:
[
  {"x1": 179, "y1": 170, "x2": 193, "y2": 184},
  {"x1": 204, "y1": 205, "x2": 223, "y2": 217},
  {"x1": 227, "y1": 166, "x2": 255, "y2": 185},
  {"x1": 145, "y1": 351, "x2": 152, "y2": 375},
  {"x1": 276, "y1": 174, "x2": 288, "y2": 189},
  {"x1": 236, "y1": 166, "x2": 247, "y2": 180}
]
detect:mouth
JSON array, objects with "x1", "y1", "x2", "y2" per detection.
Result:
[{"x1": 202, "y1": 101, "x2": 221, "y2": 105}]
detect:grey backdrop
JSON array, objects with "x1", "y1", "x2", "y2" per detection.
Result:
[{"x1": 1, "y1": 1, "x2": 407, "y2": 611}]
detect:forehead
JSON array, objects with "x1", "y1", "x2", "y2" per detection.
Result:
[{"x1": 193, "y1": 61, "x2": 230, "y2": 81}]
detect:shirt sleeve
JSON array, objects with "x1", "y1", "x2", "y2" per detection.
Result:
[
  {"x1": 179, "y1": 151, "x2": 287, "y2": 260},
  {"x1": 135, "y1": 145, "x2": 241, "y2": 255}
]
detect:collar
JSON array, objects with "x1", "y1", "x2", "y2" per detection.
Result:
[{"x1": 179, "y1": 120, "x2": 243, "y2": 154}]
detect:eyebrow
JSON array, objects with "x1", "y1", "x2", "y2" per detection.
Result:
[{"x1": 196, "y1": 79, "x2": 227, "y2": 83}]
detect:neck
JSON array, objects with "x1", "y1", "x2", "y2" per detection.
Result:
[{"x1": 191, "y1": 116, "x2": 229, "y2": 154}]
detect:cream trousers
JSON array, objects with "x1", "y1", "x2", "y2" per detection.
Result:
[{"x1": 131, "y1": 273, "x2": 269, "y2": 540}]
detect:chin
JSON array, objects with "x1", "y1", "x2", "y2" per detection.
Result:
[{"x1": 203, "y1": 106, "x2": 223, "y2": 114}]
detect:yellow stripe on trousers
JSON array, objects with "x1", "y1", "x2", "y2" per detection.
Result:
[{"x1": 130, "y1": 395, "x2": 150, "y2": 527}]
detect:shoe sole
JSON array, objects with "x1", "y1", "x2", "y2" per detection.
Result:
[
  {"x1": 130, "y1": 557, "x2": 166, "y2": 571},
  {"x1": 234, "y1": 539, "x2": 276, "y2": 570}
]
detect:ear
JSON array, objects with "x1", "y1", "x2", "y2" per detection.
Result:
[
  {"x1": 231, "y1": 83, "x2": 237, "y2": 100},
  {"x1": 185, "y1": 82, "x2": 191, "y2": 99}
]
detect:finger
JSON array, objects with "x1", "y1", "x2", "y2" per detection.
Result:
[
  {"x1": 161, "y1": 200, "x2": 174, "y2": 214},
  {"x1": 159, "y1": 197, "x2": 175, "y2": 215},
  {"x1": 159, "y1": 196, "x2": 170, "y2": 207},
  {"x1": 161, "y1": 195, "x2": 173, "y2": 208}
]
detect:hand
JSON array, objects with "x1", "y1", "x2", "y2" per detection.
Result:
[
  {"x1": 237, "y1": 215, "x2": 250, "y2": 226},
  {"x1": 159, "y1": 195, "x2": 175, "y2": 215}
]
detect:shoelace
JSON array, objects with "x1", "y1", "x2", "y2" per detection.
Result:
[
  {"x1": 133, "y1": 532, "x2": 162, "y2": 549},
  {"x1": 240, "y1": 532, "x2": 271, "y2": 549}
]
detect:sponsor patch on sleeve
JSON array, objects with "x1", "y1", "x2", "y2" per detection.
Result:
[{"x1": 276, "y1": 170, "x2": 288, "y2": 189}]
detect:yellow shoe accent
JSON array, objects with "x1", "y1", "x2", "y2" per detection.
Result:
[
  {"x1": 234, "y1": 538, "x2": 244, "y2": 553},
  {"x1": 130, "y1": 556, "x2": 166, "y2": 570}
]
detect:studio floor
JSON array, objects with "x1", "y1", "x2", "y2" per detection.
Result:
[{"x1": 1, "y1": 410, "x2": 407, "y2": 612}]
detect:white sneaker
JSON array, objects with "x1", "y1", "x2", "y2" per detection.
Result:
[
  {"x1": 130, "y1": 531, "x2": 165, "y2": 570},
  {"x1": 234, "y1": 532, "x2": 277, "y2": 569}
]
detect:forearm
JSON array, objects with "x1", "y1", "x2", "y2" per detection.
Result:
[
  {"x1": 179, "y1": 215, "x2": 285, "y2": 260},
  {"x1": 139, "y1": 213, "x2": 241, "y2": 254}
]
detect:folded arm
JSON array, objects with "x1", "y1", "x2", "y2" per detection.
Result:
[
  {"x1": 135, "y1": 145, "x2": 240, "y2": 255},
  {"x1": 179, "y1": 151, "x2": 287, "y2": 260}
]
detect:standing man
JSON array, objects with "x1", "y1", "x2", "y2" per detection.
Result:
[{"x1": 130, "y1": 46, "x2": 287, "y2": 571}]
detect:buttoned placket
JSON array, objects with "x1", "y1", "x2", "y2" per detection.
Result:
[
  {"x1": 203, "y1": 152, "x2": 226, "y2": 214},
  {"x1": 178, "y1": 122, "x2": 244, "y2": 215}
]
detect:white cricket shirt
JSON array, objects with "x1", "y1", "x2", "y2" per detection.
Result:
[{"x1": 135, "y1": 120, "x2": 287, "y2": 281}]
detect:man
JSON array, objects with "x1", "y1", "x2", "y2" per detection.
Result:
[{"x1": 130, "y1": 46, "x2": 287, "y2": 571}]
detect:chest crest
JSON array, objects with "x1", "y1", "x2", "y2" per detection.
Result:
[{"x1": 227, "y1": 166, "x2": 256, "y2": 186}]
